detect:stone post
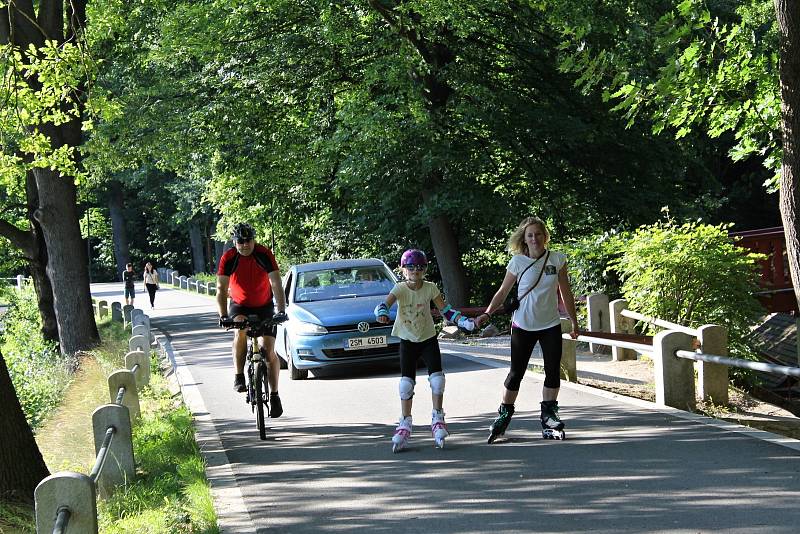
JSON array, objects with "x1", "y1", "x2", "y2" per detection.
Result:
[
  {"x1": 560, "y1": 318, "x2": 577, "y2": 382},
  {"x1": 586, "y1": 293, "x2": 609, "y2": 354},
  {"x1": 91, "y1": 404, "x2": 135, "y2": 498},
  {"x1": 697, "y1": 325, "x2": 729, "y2": 405},
  {"x1": 35, "y1": 472, "x2": 98, "y2": 534},
  {"x1": 653, "y1": 330, "x2": 696, "y2": 410},
  {"x1": 610, "y1": 299, "x2": 637, "y2": 361}
]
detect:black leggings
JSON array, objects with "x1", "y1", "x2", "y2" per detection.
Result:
[
  {"x1": 145, "y1": 283, "x2": 158, "y2": 306},
  {"x1": 505, "y1": 324, "x2": 562, "y2": 390},
  {"x1": 399, "y1": 337, "x2": 443, "y2": 380}
]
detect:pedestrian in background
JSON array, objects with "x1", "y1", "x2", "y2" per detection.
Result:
[
  {"x1": 143, "y1": 262, "x2": 160, "y2": 309},
  {"x1": 123, "y1": 263, "x2": 136, "y2": 306}
]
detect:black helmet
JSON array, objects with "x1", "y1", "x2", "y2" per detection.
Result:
[{"x1": 232, "y1": 223, "x2": 256, "y2": 241}]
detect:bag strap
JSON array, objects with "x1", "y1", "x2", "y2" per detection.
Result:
[{"x1": 517, "y1": 250, "x2": 551, "y2": 303}]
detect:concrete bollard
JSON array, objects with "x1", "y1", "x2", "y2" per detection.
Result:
[
  {"x1": 129, "y1": 334, "x2": 148, "y2": 355},
  {"x1": 560, "y1": 318, "x2": 577, "y2": 382},
  {"x1": 654, "y1": 330, "x2": 696, "y2": 410},
  {"x1": 172, "y1": 272, "x2": 180, "y2": 287},
  {"x1": 198, "y1": 282, "x2": 207, "y2": 295},
  {"x1": 132, "y1": 324, "x2": 150, "y2": 344},
  {"x1": 208, "y1": 281, "x2": 216, "y2": 296},
  {"x1": 98, "y1": 300, "x2": 109, "y2": 319},
  {"x1": 188, "y1": 277, "x2": 197, "y2": 291},
  {"x1": 586, "y1": 293, "x2": 610, "y2": 354},
  {"x1": 697, "y1": 325, "x2": 729, "y2": 405},
  {"x1": 125, "y1": 350, "x2": 150, "y2": 387},
  {"x1": 92, "y1": 404, "x2": 135, "y2": 498},
  {"x1": 16, "y1": 274, "x2": 25, "y2": 289},
  {"x1": 180, "y1": 276, "x2": 188, "y2": 289},
  {"x1": 122, "y1": 305, "x2": 134, "y2": 327},
  {"x1": 131, "y1": 308, "x2": 144, "y2": 322},
  {"x1": 35, "y1": 472, "x2": 98, "y2": 534},
  {"x1": 111, "y1": 302, "x2": 123, "y2": 323},
  {"x1": 610, "y1": 299, "x2": 637, "y2": 361},
  {"x1": 108, "y1": 369, "x2": 140, "y2": 421}
]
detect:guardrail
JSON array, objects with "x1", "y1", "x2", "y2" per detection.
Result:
[
  {"x1": 0, "y1": 275, "x2": 31, "y2": 290},
  {"x1": 33, "y1": 301, "x2": 153, "y2": 534},
  {"x1": 156, "y1": 267, "x2": 216, "y2": 296},
  {"x1": 573, "y1": 292, "x2": 800, "y2": 410}
]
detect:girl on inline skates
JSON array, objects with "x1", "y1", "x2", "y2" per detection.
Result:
[
  {"x1": 375, "y1": 249, "x2": 476, "y2": 452},
  {"x1": 475, "y1": 217, "x2": 579, "y2": 441}
]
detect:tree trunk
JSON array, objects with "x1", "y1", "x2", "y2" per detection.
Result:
[
  {"x1": 107, "y1": 179, "x2": 131, "y2": 278},
  {"x1": 189, "y1": 220, "x2": 206, "y2": 274},
  {"x1": 26, "y1": 170, "x2": 59, "y2": 343},
  {"x1": 775, "y1": 0, "x2": 800, "y2": 311},
  {"x1": 0, "y1": 351, "x2": 49, "y2": 501},
  {"x1": 33, "y1": 165, "x2": 100, "y2": 354},
  {"x1": 422, "y1": 188, "x2": 469, "y2": 306}
]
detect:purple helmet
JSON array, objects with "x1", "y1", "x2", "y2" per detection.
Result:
[{"x1": 400, "y1": 249, "x2": 428, "y2": 267}]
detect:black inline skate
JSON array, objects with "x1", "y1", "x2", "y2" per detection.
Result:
[
  {"x1": 487, "y1": 403, "x2": 515, "y2": 444},
  {"x1": 540, "y1": 400, "x2": 565, "y2": 440}
]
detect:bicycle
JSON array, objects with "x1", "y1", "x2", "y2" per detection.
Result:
[{"x1": 220, "y1": 313, "x2": 288, "y2": 440}]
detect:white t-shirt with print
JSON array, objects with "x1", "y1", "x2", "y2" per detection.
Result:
[
  {"x1": 507, "y1": 250, "x2": 567, "y2": 331},
  {"x1": 390, "y1": 281, "x2": 441, "y2": 342}
]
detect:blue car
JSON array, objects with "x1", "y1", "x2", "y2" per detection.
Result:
[{"x1": 275, "y1": 259, "x2": 400, "y2": 379}]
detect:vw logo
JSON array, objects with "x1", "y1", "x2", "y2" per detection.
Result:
[{"x1": 357, "y1": 321, "x2": 370, "y2": 333}]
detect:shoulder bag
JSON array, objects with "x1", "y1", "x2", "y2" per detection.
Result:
[{"x1": 501, "y1": 250, "x2": 551, "y2": 314}]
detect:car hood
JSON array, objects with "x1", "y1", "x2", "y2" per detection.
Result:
[{"x1": 289, "y1": 295, "x2": 394, "y2": 326}]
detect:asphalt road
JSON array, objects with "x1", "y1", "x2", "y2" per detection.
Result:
[{"x1": 92, "y1": 282, "x2": 800, "y2": 533}]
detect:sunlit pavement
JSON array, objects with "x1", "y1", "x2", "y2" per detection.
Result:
[{"x1": 92, "y1": 282, "x2": 800, "y2": 533}]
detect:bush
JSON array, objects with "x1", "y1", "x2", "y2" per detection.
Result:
[
  {"x1": 611, "y1": 220, "x2": 765, "y2": 357},
  {"x1": 557, "y1": 230, "x2": 628, "y2": 300},
  {"x1": 0, "y1": 285, "x2": 73, "y2": 430}
]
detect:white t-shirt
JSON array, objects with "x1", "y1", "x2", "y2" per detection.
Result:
[
  {"x1": 390, "y1": 281, "x2": 441, "y2": 342},
  {"x1": 507, "y1": 250, "x2": 567, "y2": 331}
]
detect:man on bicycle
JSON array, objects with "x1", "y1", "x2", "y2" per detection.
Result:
[{"x1": 217, "y1": 223, "x2": 287, "y2": 417}]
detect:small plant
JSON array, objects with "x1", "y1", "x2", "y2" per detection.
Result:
[
  {"x1": 612, "y1": 219, "x2": 765, "y2": 361},
  {"x1": 0, "y1": 285, "x2": 72, "y2": 430}
]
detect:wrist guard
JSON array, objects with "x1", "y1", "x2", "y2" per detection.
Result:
[
  {"x1": 374, "y1": 302, "x2": 389, "y2": 320},
  {"x1": 441, "y1": 304, "x2": 463, "y2": 324}
]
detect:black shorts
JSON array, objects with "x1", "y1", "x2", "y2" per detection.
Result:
[
  {"x1": 228, "y1": 302, "x2": 276, "y2": 338},
  {"x1": 124, "y1": 286, "x2": 135, "y2": 299}
]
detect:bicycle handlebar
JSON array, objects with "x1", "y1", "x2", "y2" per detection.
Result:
[{"x1": 220, "y1": 313, "x2": 288, "y2": 335}]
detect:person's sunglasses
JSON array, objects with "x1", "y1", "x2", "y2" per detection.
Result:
[
  {"x1": 403, "y1": 264, "x2": 426, "y2": 272},
  {"x1": 236, "y1": 238, "x2": 253, "y2": 244}
]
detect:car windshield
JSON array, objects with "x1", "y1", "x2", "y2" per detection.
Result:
[{"x1": 294, "y1": 266, "x2": 396, "y2": 302}]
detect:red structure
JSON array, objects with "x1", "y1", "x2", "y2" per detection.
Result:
[{"x1": 731, "y1": 226, "x2": 798, "y2": 313}]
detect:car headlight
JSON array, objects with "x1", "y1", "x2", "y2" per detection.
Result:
[{"x1": 293, "y1": 321, "x2": 328, "y2": 336}]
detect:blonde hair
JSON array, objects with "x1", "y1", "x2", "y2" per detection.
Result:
[{"x1": 507, "y1": 217, "x2": 550, "y2": 255}]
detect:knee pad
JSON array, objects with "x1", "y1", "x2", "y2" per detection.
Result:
[
  {"x1": 399, "y1": 376, "x2": 415, "y2": 400},
  {"x1": 428, "y1": 371, "x2": 445, "y2": 395}
]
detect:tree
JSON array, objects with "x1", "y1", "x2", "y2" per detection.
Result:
[
  {"x1": 775, "y1": 0, "x2": 800, "y2": 310},
  {"x1": 1, "y1": 0, "x2": 99, "y2": 352},
  {"x1": 548, "y1": 0, "x2": 800, "y2": 308},
  {"x1": 0, "y1": 350, "x2": 49, "y2": 501}
]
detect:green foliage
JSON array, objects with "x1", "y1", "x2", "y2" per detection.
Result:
[
  {"x1": 0, "y1": 285, "x2": 71, "y2": 430},
  {"x1": 557, "y1": 230, "x2": 628, "y2": 301},
  {"x1": 612, "y1": 220, "x2": 765, "y2": 355}
]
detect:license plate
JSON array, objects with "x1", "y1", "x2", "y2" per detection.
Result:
[{"x1": 345, "y1": 335, "x2": 387, "y2": 350}]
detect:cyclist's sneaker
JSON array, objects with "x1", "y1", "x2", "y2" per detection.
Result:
[
  {"x1": 233, "y1": 374, "x2": 246, "y2": 393},
  {"x1": 269, "y1": 392, "x2": 283, "y2": 418}
]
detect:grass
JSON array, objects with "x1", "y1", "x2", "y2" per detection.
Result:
[
  {"x1": 98, "y1": 361, "x2": 219, "y2": 533},
  {"x1": 0, "y1": 318, "x2": 218, "y2": 534}
]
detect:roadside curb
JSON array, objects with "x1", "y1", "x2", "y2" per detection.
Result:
[{"x1": 156, "y1": 331, "x2": 255, "y2": 534}]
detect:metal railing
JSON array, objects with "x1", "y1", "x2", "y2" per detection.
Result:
[
  {"x1": 676, "y1": 350, "x2": 800, "y2": 377},
  {"x1": 34, "y1": 305, "x2": 153, "y2": 534}
]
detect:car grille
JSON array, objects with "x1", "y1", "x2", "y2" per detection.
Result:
[
  {"x1": 325, "y1": 321, "x2": 392, "y2": 333},
  {"x1": 322, "y1": 346, "x2": 399, "y2": 359}
]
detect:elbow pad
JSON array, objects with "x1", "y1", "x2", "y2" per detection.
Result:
[
  {"x1": 374, "y1": 302, "x2": 389, "y2": 320},
  {"x1": 441, "y1": 304, "x2": 463, "y2": 324}
]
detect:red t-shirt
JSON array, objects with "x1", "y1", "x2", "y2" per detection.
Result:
[{"x1": 217, "y1": 244, "x2": 279, "y2": 307}]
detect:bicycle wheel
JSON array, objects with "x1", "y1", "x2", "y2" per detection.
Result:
[{"x1": 254, "y1": 360, "x2": 268, "y2": 440}]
